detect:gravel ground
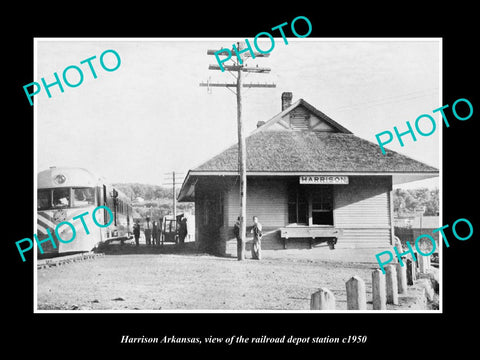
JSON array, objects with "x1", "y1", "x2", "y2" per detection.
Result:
[{"x1": 36, "y1": 242, "x2": 432, "y2": 311}]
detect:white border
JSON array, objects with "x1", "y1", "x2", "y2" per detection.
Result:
[
  {"x1": 33, "y1": 38, "x2": 38, "y2": 311},
  {"x1": 33, "y1": 37, "x2": 442, "y2": 314}
]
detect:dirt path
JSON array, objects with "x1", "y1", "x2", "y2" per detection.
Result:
[{"x1": 37, "y1": 249, "x2": 379, "y2": 310}]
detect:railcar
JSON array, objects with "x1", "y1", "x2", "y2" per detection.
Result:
[{"x1": 37, "y1": 166, "x2": 132, "y2": 257}]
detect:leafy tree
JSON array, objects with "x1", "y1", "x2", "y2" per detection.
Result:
[
  {"x1": 112, "y1": 182, "x2": 194, "y2": 221},
  {"x1": 393, "y1": 187, "x2": 439, "y2": 216},
  {"x1": 424, "y1": 189, "x2": 439, "y2": 215}
]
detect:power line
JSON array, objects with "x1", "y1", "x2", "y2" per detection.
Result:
[
  {"x1": 163, "y1": 171, "x2": 185, "y2": 219},
  {"x1": 200, "y1": 42, "x2": 276, "y2": 261},
  {"x1": 329, "y1": 89, "x2": 439, "y2": 113}
]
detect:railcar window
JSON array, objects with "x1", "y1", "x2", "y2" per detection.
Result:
[
  {"x1": 73, "y1": 188, "x2": 96, "y2": 207},
  {"x1": 37, "y1": 189, "x2": 51, "y2": 210},
  {"x1": 52, "y1": 188, "x2": 70, "y2": 208}
]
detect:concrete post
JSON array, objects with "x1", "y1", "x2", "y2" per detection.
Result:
[
  {"x1": 346, "y1": 276, "x2": 367, "y2": 310},
  {"x1": 396, "y1": 263, "x2": 408, "y2": 294},
  {"x1": 418, "y1": 255, "x2": 430, "y2": 274},
  {"x1": 385, "y1": 265, "x2": 399, "y2": 305},
  {"x1": 310, "y1": 288, "x2": 336, "y2": 310},
  {"x1": 414, "y1": 252, "x2": 419, "y2": 274},
  {"x1": 372, "y1": 269, "x2": 386, "y2": 310},
  {"x1": 406, "y1": 258, "x2": 416, "y2": 286}
]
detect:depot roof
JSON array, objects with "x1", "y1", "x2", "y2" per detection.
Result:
[
  {"x1": 193, "y1": 130, "x2": 438, "y2": 173},
  {"x1": 178, "y1": 97, "x2": 439, "y2": 201}
]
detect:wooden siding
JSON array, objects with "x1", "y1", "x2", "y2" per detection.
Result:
[
  {"x1": 265, "y1": 105, "x2": 337, "y2": 132},
  {"x1": 223, "y1": 178, "x2": 286, "y2": 257},
  {"x1": 334, "y1": 176, "x2": 392, "y2": 248},
  {"x1": 194, "y1": 178, "x2": 228, "y2": 254},
  {"x1": 336, "y1": 229, "x2": 392, "y2": 248},
  {"x1": 199, "y1": 175, "x2": 393, "y2": 256},
  {"x1": 226, "y1": 178, "x2": 287, "y2": 227}
]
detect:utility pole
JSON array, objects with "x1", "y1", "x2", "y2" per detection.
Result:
[
  {"x1": 173, "y1": 171, "x2": 176, "y2": 220},
  {"x1": 200, "y1": 42, "x2": 276, "y2": 261},
  {"x1": 163, "y1": 171, "x2": 184, "y2": 220}
]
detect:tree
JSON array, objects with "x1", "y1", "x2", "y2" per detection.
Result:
[
  {"x1": 393, "y1": 189, "x2": 407, "y2": 214},
  {"x1": 393, "y1": 187, "x2": 439, "y2": 216},
  {"x1": 404, "y1": 192, "x2": 419, "y2": 211},
  {"x1": 424, "y1": 188, "x2": 439, "y2": 215}
]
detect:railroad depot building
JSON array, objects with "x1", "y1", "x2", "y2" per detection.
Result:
[{"x1": 178, "y1": 93, "x2": 439, "y2": 256}]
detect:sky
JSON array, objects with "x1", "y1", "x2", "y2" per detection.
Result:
[{"x1": 36, "y1": 38, "x2": 441, "y2": 189}]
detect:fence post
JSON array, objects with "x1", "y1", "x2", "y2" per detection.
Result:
[
  {"x1": 414, "y1": 252, "x2": 419, "y2": 274},
  {"x1": 372, "y1": 269, "x2": 386, "y2": 310},
  {"x1": 418, "y1": 255, "x2": 430, "y2": 274},
  {"x1": 385, "y1": 265, "x2": 399, "y2": 305},
  {"x1": 346, "y1": 276, "x2": 367, "y2": 310},
  {"x1": 310, "y1": 288, "x2": 336, "y2": 310},
  {"x1": 406, "y1": 258, "x2": 416, "y2": 286},
  {"x1": 396, "y1": 263, "x2": 408, "y2": 294}
]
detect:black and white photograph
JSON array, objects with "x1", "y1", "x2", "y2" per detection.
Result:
[
  {"x1": 6, "y1": 7, "x2": 479, "y2": 355},
  {"x1": 33, "y1": 38, "x2": 441, "y2": 312}
]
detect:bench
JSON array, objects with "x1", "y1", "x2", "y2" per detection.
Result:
[{"x1": 280, "y1": 227, "x2": 343, "y2": 249}]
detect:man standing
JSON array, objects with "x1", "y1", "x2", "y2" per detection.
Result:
[
  {"x1": 250, "y1": 216, "x2": 262, "y2": 260},
  {"x1": 133, "y1": 220, "x2": 140, "y2": 247},
  {"x1": 233, "y1": 216, "x2": 241, "y2": 258},
  {"x1": 144, "y1": 216, "x2": 152, "y2": 246},
  {"x1": 152, "y1": 220, "x2": 158, "y2": 246},
  {"x1": 178, "y1": 217, "x2": 188, "y2": 244}
]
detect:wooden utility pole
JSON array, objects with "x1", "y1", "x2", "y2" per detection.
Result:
[
  {"x1": 163, "y1": 171, "x2": 184, "y2": 220},
  {"x1": 200, "y1": 42, "x2": 276, "y2": 261},
  {"x1": 236, "y1": 48, "x2": 247, "y2": 262},
  {"x1": 173, "y1": 171, "x2": 176, "y2": 220}
]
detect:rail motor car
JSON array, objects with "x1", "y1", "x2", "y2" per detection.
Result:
[{"x1": 37, "y1": 166, "x2": 132, "y2": 257}]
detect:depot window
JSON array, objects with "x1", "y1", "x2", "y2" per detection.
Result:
[
  {"x1": 287, "y1": 183, "x2": 334, "y2": 226},
  {"x1": 311, "y1": 185, "x2": 333, "y2": 225},
  {"x1": 287, "y1": 183, "x2": 308, "y2": 224}
]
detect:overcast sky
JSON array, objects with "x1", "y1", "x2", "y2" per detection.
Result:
[{"x1": 36, "y1": 38, "x2": 441, "y2": 189}]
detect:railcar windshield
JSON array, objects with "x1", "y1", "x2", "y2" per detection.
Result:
[
  {"x1": 72, "y1": 187, "x2": 96, "y2": 207},
  {"x1": 37, "y1": 189, "x2": 51, "y2": 210},
  {"x1": 37, "y1": 187, "x2": 95, "y2": 210}
]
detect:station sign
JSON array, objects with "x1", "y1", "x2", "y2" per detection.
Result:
[{"x1": 299, "y1": 175, "x2": 349, "y2": 185}]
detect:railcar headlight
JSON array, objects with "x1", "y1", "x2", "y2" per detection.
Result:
[{"x1": 54, "y1": 174, "x2": 66, "y2": 184}]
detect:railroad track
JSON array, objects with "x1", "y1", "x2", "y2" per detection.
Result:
[{"x1": 37, "y1": 252, "x2": 104, "y2": 269}]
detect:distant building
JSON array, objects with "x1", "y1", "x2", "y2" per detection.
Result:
[
  {"x1": 178, "y1": 93, "x2": 439, "y2": 256},
  {"x1": 394, "y1": 215, "x2": 440, "y2": 252},
  {"x1": 411, "y1": 215, "x2": 440, "y2": 230}
]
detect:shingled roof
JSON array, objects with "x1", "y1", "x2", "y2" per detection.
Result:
[
  {"x1": 193, "y1": 131, "x2": 438, "y2": 173},
  {"x1": 178, "y1": 96, "x2": 438, "y2": 201}
]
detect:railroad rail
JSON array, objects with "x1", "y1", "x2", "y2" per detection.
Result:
[{"x1": 37, "y1": 252, "x2": 104, "y2": 269}]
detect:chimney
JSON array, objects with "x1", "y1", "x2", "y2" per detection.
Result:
[
  {"x1": 281, "y1": 92, "x2": 293, "y2": 111},
  {"x1": 256, "y1": 121, "x2": 266, "y2": 128}
]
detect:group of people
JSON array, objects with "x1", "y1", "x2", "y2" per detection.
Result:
[
  {"x1": 132, "y1": 216, "x2": 188, "y2": 246},
  {"x1": 132, "y1": 216, "x2": 160, "y2": 246},
  {"x1": 130, "y1": 214, "x2": 262, "y2": 259}
]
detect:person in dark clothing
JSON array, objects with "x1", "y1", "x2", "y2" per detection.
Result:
[
  {"x1": 152, "y1": 221, "x2": 158, "y2": 246},
  {"x1": 133, "y1": 220, "x2": 140, "y2": 246},
  {"x1": 233, "y1": 216, "x2": 241, "y2": 257},
  {"x1": 157, "y1": 217, "x2": 163, "y2": 245},
  {"x1": 144, "y1": 216, "x2": 152, "y2": 245},
  {"x1": 178, "y1": 217, "x2": 188, "y2": 244}
]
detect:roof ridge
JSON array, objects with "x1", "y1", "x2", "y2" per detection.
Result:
[{"x1": 250, "y1": 98, "x2": 353, "y2": 135}]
